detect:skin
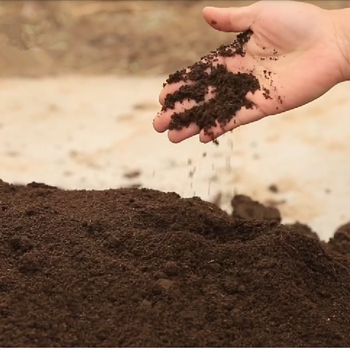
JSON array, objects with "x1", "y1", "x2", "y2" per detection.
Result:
[{"x1": 153, "y1": 1, "x2": 350, "y2": 144}]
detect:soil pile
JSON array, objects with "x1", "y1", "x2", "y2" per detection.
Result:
[
  {"x1": 162, "y1": 30, "x2": 263, "y2": 138},
  {"x1": 1, "y1": 180, "x2": 350, "y2": 347}
]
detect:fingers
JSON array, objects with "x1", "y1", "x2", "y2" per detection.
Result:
[
  {"x1": 155, "y1": 103, "x2": 265, "y2": 144},
  {"x1": 199, "y1": 106, "x2": 264, "y2": 143},
  {"x1": 154, "y1": 85, "x2": 217, "y2": 134},
  {"x1": 203, "y1": 6, "x2": 255, "y2": 33},
  {"x1": 159, "y1": 59, "x2": 222, "y2": 106},
  {"x1": 159, "y1": 68, "x2": 192, "y2": 105},
  {"x1": 153, "y1": 99, "x2": 197, "y2": 133},
  {"x1": 168, "y1": 123, "x2": 200, "y2": 144},
  {"x1": 159, "y1": 81, "x2": 188, "y2": 105}
]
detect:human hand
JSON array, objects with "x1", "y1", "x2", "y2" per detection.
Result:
[{"x1": 153, "y1": 1, "x2": 350, "y2": 143}]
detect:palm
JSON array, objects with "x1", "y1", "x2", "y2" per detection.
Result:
[
  {"x1": 240, "y1": 1, "x2": 344, "y2": 113},
  {"x1": 154, "y1": 1, "x2": 346, "y2": 143}
]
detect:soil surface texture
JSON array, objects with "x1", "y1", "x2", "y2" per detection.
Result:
[
  {"x1": 1, "y1": 180, "x2": 350, "y2": 347},
  {"x1": 163, "y1": 30, "x2": 262, "y2": 139}
]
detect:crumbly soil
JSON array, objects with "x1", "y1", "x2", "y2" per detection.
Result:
[
  {"x1": 1, "y1": 180, "x2": 350, "y2": 347},
  {"x1": 1, "y1": 1, "x2": 350, "y2": 347},
  {"x1": 163, "y1": 30, "x2": 262, "y2": 136}
]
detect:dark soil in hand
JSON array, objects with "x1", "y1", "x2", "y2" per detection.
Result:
[
  {"x1": 1, "y1": 180, "x2": 350, "y2": 347},
  {"x1": 162, "y1": 30, "x2": 263, "y2": 139}
]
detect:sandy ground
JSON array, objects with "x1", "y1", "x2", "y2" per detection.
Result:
[
  {"x1": 0, "y1": 0, "x2": 348, "y2": 77},
  {"x1": 0, "y1": 76, "x2": 350, "y2": 241}
]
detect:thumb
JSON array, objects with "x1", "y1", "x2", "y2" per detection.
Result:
[{"x1": 203, "y1": 6, "x2": 256, "y2": 33}]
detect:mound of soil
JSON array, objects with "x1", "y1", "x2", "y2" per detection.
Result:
[
  {"x1": 1, "y1": 180, "x2": 350, "y2": 347},
  {"x1": 162, "y1": 30, "x2": 264, "y2": 139}
]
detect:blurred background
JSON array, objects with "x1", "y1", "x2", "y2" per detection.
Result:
[
  {"x1": 1, "y1": 0, "x2": 350, "y2": 240},
  {"x1": 0, "y1": 0, "x2": 349, "y2": 77}
]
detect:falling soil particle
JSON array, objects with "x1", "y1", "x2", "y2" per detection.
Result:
[
  {"x1": 1, "y1": 180, "x2": 350, "y2": 347},
  {"x1": 162, "y1": 30, "x2": 265, "y2": 141},
  {"x1": 188, "y1": 169, "x2": 195, "y2": 178}
]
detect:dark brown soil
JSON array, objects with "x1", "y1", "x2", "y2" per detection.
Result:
[
  {"x1": 231, "y1": 194, "x2": 281, "y2": 223},
  {"x1": 328, "y1": 223, "x2": 350, "y2": 259},
  {"x1": 162, "y1": 30, "x2": 262, "y2": 138},
  {"x1": 1, "y1": 179, "x2": 350, "y2": 347}
]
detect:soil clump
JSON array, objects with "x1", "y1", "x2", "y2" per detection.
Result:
[
  {"x1": 1, "y1": 180, "x2": 350, "y2": 347},
  {"x1": 162, "y1": 30, "x2": 263, "y2": 139},
  {"x1": 231, "y1": 194, "x2": 281, "y2": 222}
]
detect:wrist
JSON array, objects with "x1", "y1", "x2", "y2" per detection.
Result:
[{"x1": 329, "y1": 8, "x2": 350, "y2": 82}]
